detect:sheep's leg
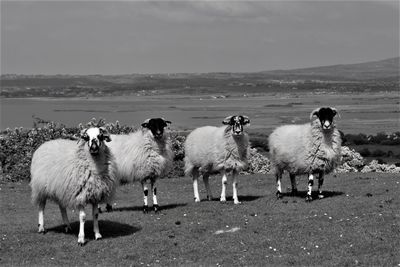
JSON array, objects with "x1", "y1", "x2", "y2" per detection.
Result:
[
  {"x1": 220, "y1": 170, "x2": 227, "y2": 202},
  {"x1": 59, "y1": 205, "x2": 71, "y2": 233},
  {"x1": 203, "y1": 173, "x2": 213, "y2": 201},
  {"x1": 306, "y1": 174, "x2": 314, "y2": 202},
  {"x1": 151, "y1": 179, "x2": 159, "y2": 213},
  {"x1": 192, "y1": 168, "x2": 201, "y2": 202},
  {"x1": 289, "y1": 173, "x2": 298, "y2": 196},
  {"x1": 92, "y1": 204, "x2": 102, "y2": 240},
  {"x1": 317, "y1": 172, "x2": 324, "y2": 199},
  {"x1": 78, "y1": 207, "x2": 86, "y2": 246},
  {"x1": 275, "y1": 171, "x2": 283, "y2": 199},
  {"x1": 142, "y1": 181, "x2": 149, "y2": 213},
  {"x1": 232, "y1": 171, "x2": 241, "y2": 204},
  {"x1": 38, "y1": 200, "x2": 46, "y2": 233}
]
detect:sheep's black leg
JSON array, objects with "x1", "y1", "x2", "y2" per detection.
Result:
[
  {"x1": 151, "y1": 179, "x2": 159, "y2": 213},
  {"x1": 142, "y1": 182, "x2": 149, "y2": 213},
  {"x1": 59, "y1": 205, "x2": 71, "y2": 233},
  {"x1": 203, "y1": 173, "x2": 212, "y2": 201},
  {"x1": 306, "y1": 174, "x2": 314, "y2": 202},
  {"x1": 289, "y1": 173, "x2": 298, "y2": 196},
  {"x1": 318, "y1": 172, "x2": 324, "y2": 199},
  {"x1": 92, "y1": 204, "x2": 102, "y2": 240}
]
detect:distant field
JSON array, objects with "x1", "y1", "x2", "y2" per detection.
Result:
[
  {"x1": 0, "y1": 173, "x2": 399, "y2": 266},
  {"x1": 1, "y1": 91, "x2": 398, "y2": 135}
]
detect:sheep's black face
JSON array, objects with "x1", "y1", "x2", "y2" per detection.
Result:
[
  {"x1": 81, "y1": 127, "x2": 111, "y2": 154},
  {"x1": 222, "y1": 115, "x2": 250, "y2": 135},
  {"x1": 142, "y1": 118, "x2": 171, "y2": 139},
  {"x1": 311, "y1": 107, "x2": 338, "y2": 130}
]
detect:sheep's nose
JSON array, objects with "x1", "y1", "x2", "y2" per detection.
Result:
[
  {"x1": 89, "y1": 140, "x2": 99, "y2": 154},
  {"x1": 323, "y1": 121, "x2": 331, "y2": 129}
]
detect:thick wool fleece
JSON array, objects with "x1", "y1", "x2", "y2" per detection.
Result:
[
  {"x1": 269, "y1": 120, "x2": 342, "y2": 175},
  {"x1": 108, "y1": 129, "x2": 173, "y2": 183},
  {"x1": 30, "y1": 139, "x2": 116, "y2": 208},
  {"x1": 184, "y1": 125, "x2": 250, "y2": 175}
]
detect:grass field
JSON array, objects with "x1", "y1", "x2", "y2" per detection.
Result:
[{"x1": 0, "y1": 173, "x2": 399, "y2": 266}]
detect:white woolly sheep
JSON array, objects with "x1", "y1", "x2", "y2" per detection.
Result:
[
  {"x1": 269, "y1": 107, "x2": 342, "y2": 202},
  {"x1": 184, "y1": 115, "x2": 250, "y2": 204},
  {"x1": 30, "y1": 127, "x2": 116, "y2": 245},
  {"x1": 105, "y1": 118, "x2": 173, "y2": 213}
]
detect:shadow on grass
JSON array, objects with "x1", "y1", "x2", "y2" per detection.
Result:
[
  {"x1": 110, "y1": 203, "x2": 187, "y2": 212},
  {"x1": 206, "y1": 195, "x2": 263, "y2": 202},
  {"x1": 281, "y1": 190, "x2": 344, "y2": 199},
  {"x1": 47, "y1": 220, "x2": 140, "y2": 239}
]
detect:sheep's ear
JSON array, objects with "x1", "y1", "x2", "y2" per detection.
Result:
[
  {"x1": 310, "y1": 108, "x2": 320, "y2": 120},
  {"x1": 100, "y1": 127, "x2": 111, "y2": 142},
  {"x1": 242, "y1": 116, "x2": 250, "y2": 125},
  {"x1": 80, "y1": 129, "x2": 89, "y2": 141},
  {"x1": 331, "y1": 107, "x2": 340, "y2": 118},
  {"x1": 222, "y1": 116, "x2": 233, "y2": 125}
]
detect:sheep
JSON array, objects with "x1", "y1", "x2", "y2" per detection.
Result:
[
  {"x1": 184, "y1": 115, "x2": 250, "y2": 204},
  {"x1": 268, "y1": 107, "x2": 342, "y2": 202},
  {"x1": 105, "y1": 118, "x2": 173, "y2": 213},
  {"x1": 30, "y1": 127, "x2": 116, "y2": 245}
]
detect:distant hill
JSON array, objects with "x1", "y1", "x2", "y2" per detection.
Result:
[
  {"x1": 1, "y1": 57, "x2": 398, "y2": 97},
  {"x1": 260, "y1": 57, "x2": 399, "y2": 81}
]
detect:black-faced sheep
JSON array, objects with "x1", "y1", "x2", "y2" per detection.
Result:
[
  {"x1": 30, "y1": 127, "x2": 116, "y2": 245},
  {"x1": 105, "y1": 118, "x2": 173, "y2": 213},
  {"x1": 269, "y1": 107, "x2": 342, "y2": 202},
  {"x1": 184, "y1": 115, "x2": 250, "y2": 204}
]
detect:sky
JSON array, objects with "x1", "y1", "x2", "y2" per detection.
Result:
[{"x1": 1, "y1": 0, "x2": 399, "y2": 74}]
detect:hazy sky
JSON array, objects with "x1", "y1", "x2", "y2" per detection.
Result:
[{"x1": 1, "y1": 0, "x2": 399, "y2": 74}]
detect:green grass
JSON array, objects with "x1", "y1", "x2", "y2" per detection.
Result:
[{"x1": 0, "y1": 173, "x2": 399, "y2": 266}]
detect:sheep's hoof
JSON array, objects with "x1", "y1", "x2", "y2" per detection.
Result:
[
  {"x1": 234, "y1": 200, "x2": 241, "y2": 205},
  {"x1": 106, "y1": 204, "x2": 113, "y2": 212},
  {"x1": 38, "y1": 226, "x2": 46, "y2": 234},
  {"x1": 95, "y1": 233, "x2": 102, "y2": 240},
  {"x1": 276, "y1": 191, "x2": 283, "y2": 199},
  {"x1": 305, "y1": 195, "x2": 313, "y2": 202},
  {"x1": 194, "y1": 198, "x2": 201, "y2": 203},
  {"x1": 318, "y1": 194, "x2": 324, "y2": 199},
  {"x1": 153, "y1": 204, "x2": 159, "y2": 213},
  {"x1": 291, "y1": 189, "x2": 298, "y2": 196},
  {"x1": 220, "y1": 197, "x2": 226, "y2": 202},
  {"x1": 143, "y1": 205, "x2": 149, "y2": 213},
  {"x1": 78, "y1": 237, "x2": 85, "y2": 246}
]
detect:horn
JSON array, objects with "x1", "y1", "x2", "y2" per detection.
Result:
[
  {"x1": 222, "y1": 115, "x2": 233, "y2": 125},
  {"x1": 242, "y1": 115, "x2": 250, "y2": 125},
  {"x1": 161, "y1": 118, "x2": 172, "y2": 124},
  {"x1": 331, "y1": 107, "x2": 340, "y2": 118},
  {"x1": 310, "y1": 108, "x2": 320, "y2": 120},
  {"x1": 99, "y1": 127, "x2": 111, "y2": 142},
  {"x1": 141, "y1": 118, "x2": 150, "y2": 128},
  {"x1": 80, "y1": 128, "x2": 89, "y2": 141}
]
